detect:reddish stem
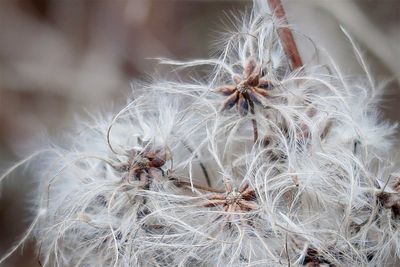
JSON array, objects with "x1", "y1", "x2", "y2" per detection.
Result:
[{"x1": 267, "y1": 0, "x2": 303, "y2": 70}]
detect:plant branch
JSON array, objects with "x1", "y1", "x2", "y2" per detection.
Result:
[
  {"x1": 267, "y1": 0, "x2": 303, "y2": 70},
  {"x1": 248, "y1": 99, "x2": 258, "y2": 143},
  {"x1": 180, "y1": 140, "x2": 212, "y2": 187},
  {"x1": 170, "y1": 176, "x2": 225, "y2": 193}
]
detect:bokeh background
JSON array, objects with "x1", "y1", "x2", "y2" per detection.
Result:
[{"x1": 0, "y1": 0, "x2": 399, "y2": 266}]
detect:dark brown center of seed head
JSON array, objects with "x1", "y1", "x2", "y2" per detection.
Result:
[
  {"x1": 226, "y1": 190, "x2": 241, "y2": 204},
  {"x1": 237, "y1": 82, "x2": 250, "y2": 93},
  {"x1": 132, "y1": 155, "x2": 149, "y2": 168}
]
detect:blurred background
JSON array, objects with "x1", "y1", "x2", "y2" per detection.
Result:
[{"x1": 0, "y1": 0, "x2": 398, "y2": 266}]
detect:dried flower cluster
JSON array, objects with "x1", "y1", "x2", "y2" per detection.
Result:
[{"x1": 1, "y1": 1, "x2": 400, "y2": 266}]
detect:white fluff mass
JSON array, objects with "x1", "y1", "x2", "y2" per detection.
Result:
[{"x1": 1, "y1": 1, "x2": 400, "y2": 266}]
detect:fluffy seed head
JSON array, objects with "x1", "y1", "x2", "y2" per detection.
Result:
[{"x1": 0, "y1": 1, "x2": 399, "y2": 266}]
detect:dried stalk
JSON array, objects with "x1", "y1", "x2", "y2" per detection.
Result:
[
  {"x1": 267, "y1": 0, "x2": 303, "y2": 70},
  {"x1": 248, "y1": 99, "x2": 259, "y2": 142}
]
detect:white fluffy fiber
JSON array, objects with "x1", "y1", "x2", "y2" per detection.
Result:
[{"x1": 2, "y1": 1, "x2": 400, "y2": 266}]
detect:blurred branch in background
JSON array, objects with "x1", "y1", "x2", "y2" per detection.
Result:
[
  {"x1": 286, "y1": 0, "x2": 400, "y2": 120},
  {"x1": 317, "y1": 0, "x2": 400, "y2": 83},
  {"x1": 0, "y1": 0, "x2": 398, "y2": 266}
]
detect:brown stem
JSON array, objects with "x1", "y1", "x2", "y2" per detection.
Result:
[
  {"x1": 248, "y1": 99, "x2": 258, "y2": 143},
  {"x1": 267, "y1": 0, "x2": 303, "y2": 70},
  {"x1": 172, "y1": 179, "x2": 225, "y2": 194},
  {"x1": 180, "y1": 140, "x2": 211, "y2": 187}
]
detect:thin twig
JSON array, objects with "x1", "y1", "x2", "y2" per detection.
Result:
[
  {"x1": 248, "y1": 99, "x2": 258, "y2": 143},
  {"x1": 180, "y1": 140, "x2": 212, "y2": 187},
  {"x1": 267, "y1": 0, "x2": 303, "y2": 70},
  {"x1": 171, "y1": 177, "x2": 225, "y2": 194}
]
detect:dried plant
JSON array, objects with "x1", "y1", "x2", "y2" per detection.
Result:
[
  {"x1": 214, "y1": 57, "x2": 272, "y2": 115},
  {"x1": 1, "y1": 0, "x2": 400, "y2": 266}
]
